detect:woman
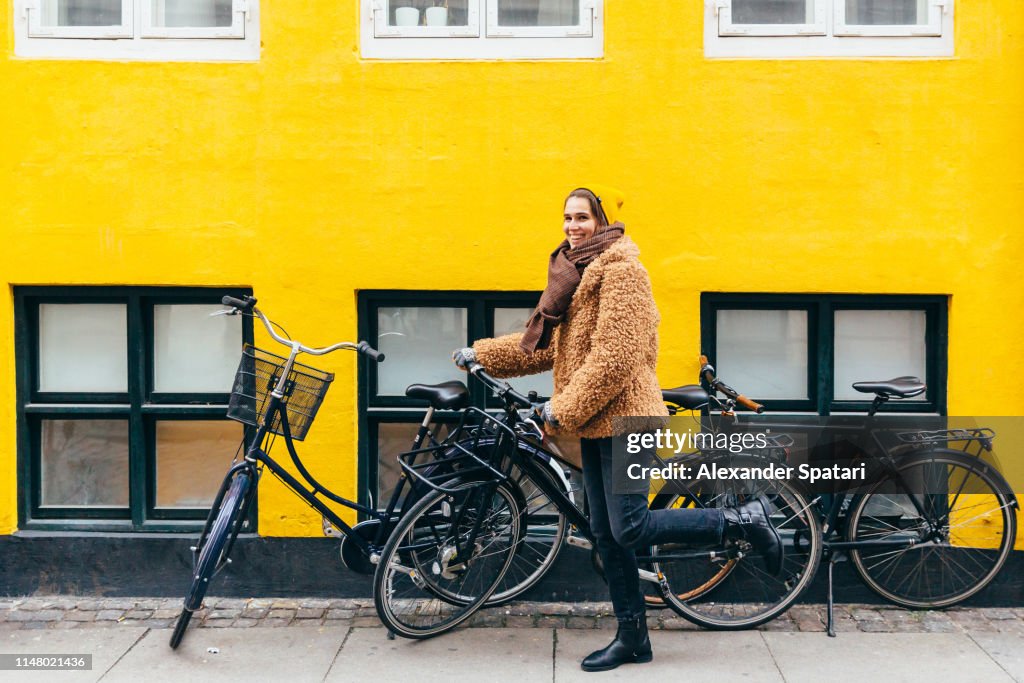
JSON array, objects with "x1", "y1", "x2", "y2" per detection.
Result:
[{"x1": 453, "y1": 186, "x2": 782, "y2": 673}]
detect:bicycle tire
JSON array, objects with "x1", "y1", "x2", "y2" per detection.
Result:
[
  {"x1": 373, "y1": 481, "x2": 522, "y2": 639},
  {"x1": 653, "y1": 455, "x2": 823, "y2": 630},
  {"x1": 848, "y1": 449, "x2": 1017, "y2": 609},
  {"x1": 485, "y1": 456, "x2": 569, "y2": 606},
  {"x1": 169, "y1": 470, "x2": 252, "y2": 649}
]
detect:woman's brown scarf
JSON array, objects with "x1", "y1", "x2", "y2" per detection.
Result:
[{"x1": 520, "y1": 222, "x2": 625, "y2": 354}]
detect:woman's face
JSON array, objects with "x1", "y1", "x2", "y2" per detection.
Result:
[{"x1": 563, "y1": 196, "x2": 598, "y2": 249}]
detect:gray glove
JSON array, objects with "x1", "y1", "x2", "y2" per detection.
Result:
[
  {"x1": 536, "y1": 400, "x2": 560, "y2": 428},
  {"x1": 452, "y1": 347, "x2": 476, "y2": 370}
]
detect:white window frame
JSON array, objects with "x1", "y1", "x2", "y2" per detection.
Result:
[
  {"x1": 717, "y1": 0, "x2": 827, "y2": 37},
  {"x1": 140, "y1": 0, "x2": 247, "y2": 39},
  {"x1": 705, "y1": 0, "x2": 954, "y2": 59},
  {"x1": 362, "y1": 0, "x2": 604, "y2": 60},
  {"x1": 15, "y1": 0, "x2": 260, "y2": 61},
  {"x1": 833, "y1": 0, "x2": 942, "y2": 37},
  {"x1": 27, "y1": 0, "x2": 133, "y2": 38}
]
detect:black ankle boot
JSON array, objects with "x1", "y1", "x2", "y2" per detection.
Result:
[
  {"x1": 580, "y1": 614, "x2": 653, "y2": 673},
  {"x1": 723, "y1": 495, "x2": 785, "y2": 576}
]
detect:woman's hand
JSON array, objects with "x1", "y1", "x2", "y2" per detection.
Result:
[
  {"x1": 534, "y1": 400, "x2": 560, "y2": 428},
  {"x1": 452, "y1": 347, "x2": 476, "y2": 370}
]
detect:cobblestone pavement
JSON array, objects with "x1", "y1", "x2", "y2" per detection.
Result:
[{"x1": 1, "y1": 597, "x2": 1022, "y2": 634}]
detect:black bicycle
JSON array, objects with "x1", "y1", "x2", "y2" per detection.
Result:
[
  {"x1": 373, "y1": 360, "x2": 824, "y2": 636},
  {"x1": 170, "y1": 295, "x2": 528, "y2": 647}
]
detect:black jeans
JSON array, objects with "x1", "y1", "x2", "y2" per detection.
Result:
[{"x1": 581, "y1": 436, "x2": 725, "y2": 622}]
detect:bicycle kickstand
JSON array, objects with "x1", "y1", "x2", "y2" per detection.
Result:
[
  {"x1": 387, "y1": 630, "x2": 396, "y2": 640},
  {"x1": 825, "y1": 550, "x2": 846, "y2": 638}
]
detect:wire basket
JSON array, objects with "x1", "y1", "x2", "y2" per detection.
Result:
[
  {"x1": 398, "y1": 408, "x2": 519, "y2": 494},
  {"x1": 226, "y1": 345, "x2": 334, "y2": 441}
]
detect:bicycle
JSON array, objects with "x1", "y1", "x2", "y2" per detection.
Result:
[
  {"x1": 170, "y1": 295, "x2": 522, "y2": 647},
  {"x1": 691, "y1": 360, "x2": 1019, "y2": 636},
  {"x1": 373, "y1": 360, "x2": 824, "y2": 636}
]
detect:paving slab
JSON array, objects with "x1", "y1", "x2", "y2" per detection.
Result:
[
  {"x1": 326, "y1": 627, "x2": 552, "y2": 682},
  {"x1": 555, "y1": 630, "x2": 783, "y2": 682},
  {"x1": 968, "y1": 632, "x2": 1024, "y2": 682},
  {"x1": 762, "y1": 632, "x2": 1014, "y2": 683},
  {"x1": 102, "y1": 626, "x2": 348, "y2": 683},
  {"x1": 0, "y1": 626, "x2": 146, "y2": 683}
]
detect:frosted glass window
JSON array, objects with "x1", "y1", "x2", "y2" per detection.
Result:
[
  {"x1": 39, "y1": 0, "x2": 122, "y2": 26},
  {"x1": 154, "y1": 304, "x2": 241, "y2": 393},
  {"x1": 376, "y1": 422, "x2": 453, "y2": 506},
  {"x1": 733, "y1": 0, "x2": 815, "y2": 24},
  {"x1": 389, "y1": 0, "x2": 470, "y2": 27},
  {"x1": 156, "y1": 421, "x2": 241, "y2": 507},
  {"x1": 494, "y1": 308, "x2": 554, "y2": 398},
  {"x1": 377, "y1": 307, "x2": 467, "y2": 395},
  {"x1": 41, "y1": 420, "x2": 129, "y2": 507},
  {"x1": 716, "y1": 310, "x2": 808, "y2": 400},
  {"x1": 150, "y1": 0, "x2": 232, "y2": 27},
  {"x1": 497, "y1": 0, "x2": 578, "y2": 26},
  {"x1": 39, "y1": 304, "x2": 128, "y2": 393},
  {"x1": 834, "y1": 310, "x2": 926, "y2": 400},
  {"x1": 845, "y1": 0, "x2": 926, "y2": 25}
]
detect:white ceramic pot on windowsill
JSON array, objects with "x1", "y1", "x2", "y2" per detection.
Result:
[
  {"x1": 395, "y1": 7, "x2": 420, "y2": 26},
  {"x1": 425, "y1": 6, "x2": 448, "y2": 26}
]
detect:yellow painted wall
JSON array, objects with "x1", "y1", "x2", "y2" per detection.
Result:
[{"x1": 1, "y1": 1, "x2": 1022, "y2": 537}]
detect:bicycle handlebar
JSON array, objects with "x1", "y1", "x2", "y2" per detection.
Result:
[
  {"x1": 221, "y1": 294, "x2": 385, "y2": 362},
  {"x1": 699, "y1": 354, "x2": 765, "y2": 414},
  {"x1": 467, "y1": 363, "x2": 535, "y2": 409}
]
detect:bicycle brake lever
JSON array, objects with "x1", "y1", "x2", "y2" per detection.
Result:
[{"x1": 209, "y1": 309, "x2": 238, "y2": 317}]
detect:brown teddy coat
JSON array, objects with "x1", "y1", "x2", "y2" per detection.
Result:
[{"x1": 473, "y1": 235, "x2": 668, "y2": 439}]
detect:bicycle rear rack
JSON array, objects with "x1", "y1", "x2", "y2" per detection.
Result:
[{"x1": 895, "y1": 427, "x2": 995, "y2": 451}]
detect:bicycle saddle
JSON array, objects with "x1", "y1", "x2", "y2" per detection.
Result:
[
  {"x1": 662, "y1": 384, "x2": 710, "y2": 410},
  {"x1": 405, "y1": 381, "x2": 470, "y2": 409},
  {"x1": 852, "y1": 376, "x2": 926, "y2": 398}
]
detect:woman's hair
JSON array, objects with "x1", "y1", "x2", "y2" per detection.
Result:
[{"x1": 565, "y1": 188, "x2": 609, "y2": 227}]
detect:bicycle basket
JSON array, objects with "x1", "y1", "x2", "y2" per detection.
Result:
[
  {"x1": 226, "y1": 345, "x2": 334, "y2": 441},
  {"x1": 397, "y1": 408, "x2": 518, "y2": 494}
]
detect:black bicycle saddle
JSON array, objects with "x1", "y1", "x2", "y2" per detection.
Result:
[
  {"x1": 405, "y1": 381, "x2": 470, "y2": 409},
  {"x1": 851, "y1": 376, "x2": 926, "y2": 398},
  {"x1": 662, "y1": 384, "x2": 711, "y2": 410}
]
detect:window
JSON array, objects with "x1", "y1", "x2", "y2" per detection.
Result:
[
  {"x1": 15, "y1": 0, "x2": 259, "y2": 61},
  {"x1": 358, "y1": 291, "x2": 554, "y2": 507},
  {"x1": 701, "y1": 293, "x2": 946, "y2": 414},
  {"x1": 362, "y1": 0, "x2": 603, "y2": 60},
  {"x1": 705, "y1": 0, "x2": 953, "y2": 59},
  {"x1": 15, "y1": 287, "x2": 254, "y2": 530}
]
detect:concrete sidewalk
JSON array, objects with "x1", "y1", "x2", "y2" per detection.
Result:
[
  {"x1": 2, "y1": 598, "x2": 1024, "y2": 682},
  {"x1": 1, "y1": 621, "x2": 1023, "y2": 682}
]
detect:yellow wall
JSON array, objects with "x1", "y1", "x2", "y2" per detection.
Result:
[{"x1": 1, "y1": 1, "x2": 1022, "y2": 537}]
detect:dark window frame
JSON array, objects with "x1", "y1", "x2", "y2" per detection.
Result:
[
  {"x1": 700, "y1": 293, "x2": 948, "y2": 415},
  {"x1": 15, "y1": 286, "x2": 254, "y2": 531},
  {"x1": 357, "y1": 290, "x2": 542, "y2": 512}
]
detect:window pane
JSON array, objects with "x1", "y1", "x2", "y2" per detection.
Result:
[
  {"x1": 845, "y1": 0, "x2": 927, "y2": 25},
  {"x1": 732, "y1": 0, "x2": 815, "y2": 24},
  {"x1": 388, "y1": 0, "x2": 470, "y2": 27},
  {"x1": 493, "y1": 308, "x2": 554, "y2": 398},
  {"x1": 376, "y1": 307, "x2": 467, "y2": 396},
  {"x1": 376, "y1": 421, "x2": 452, "y2": 506},
  {"x1": 497, "y1": 0, "x2": 578, "y2": 26},
  {"x1": 39, "y1": 303, "x2": 128, "y2": 393},
  {"x1": 716, "y1": 310, "x2": 808, "y2": 400},
  {"x1": 155, "y1": 421, "x2": 241, "y2": 508},
  {"x1": 834, "y1": 310, "x2": 926, "y2": 401},
  {"x1": 151, "y1": 0, "x2": 232, "y2": 27},
  {"x1": 153, "y1": 304, "x2": 241, "y2": 393},
  {"x1": 39, "y1": 0, "x2": 122, "y2": 26},
  {"x1": 40, "y1": 419, "x2": 129, "y2": 507}
]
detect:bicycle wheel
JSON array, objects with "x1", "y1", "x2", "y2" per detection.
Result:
[
  {"x1": 652, "y1": 457, "x2": 823, "y2": 630},
  {"x1": 848, "y1": 449, "x2": 1017, "y2": 608},
  {"x1": 485, "y1": 456, "x2": 569, "y2": 606},
  {"x1": 373, "y1": 481, "x2": 522, "y2": 639},
  {"x1": 170, "y1": 469, "x2": 253, "y2": 649}
]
